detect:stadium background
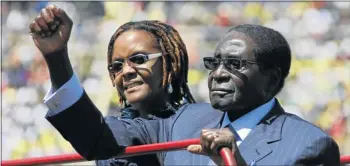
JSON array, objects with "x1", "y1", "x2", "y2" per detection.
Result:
[{"x1": 1, "y1": 1, "x2": 350, "y2": 163}]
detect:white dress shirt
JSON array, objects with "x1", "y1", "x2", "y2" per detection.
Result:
[
  {"x1": 44, "y1": 73, "x2": 83, "y2": 115},
  {"x1": 207, "y1": 98, "x2": 275, "y2": 166},
  {"x1": 221, "y1": 98, "x2": 275, "y2": 146}
]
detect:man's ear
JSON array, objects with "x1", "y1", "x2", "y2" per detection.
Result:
[{"x1": 266, "y1": 67, "x2": 281, "y2": 95}]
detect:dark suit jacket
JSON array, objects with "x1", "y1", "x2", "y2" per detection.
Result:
[
  {"x1": 46, "y1": 91, "x2": 340, "y2": 165},
  {"x1": 96, "y1": 105, "x2": 177, "y2": 166}
]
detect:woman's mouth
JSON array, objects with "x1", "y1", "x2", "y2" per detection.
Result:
[{"x1": 124, "y1": 81, "x2": 143, "y2": 91}]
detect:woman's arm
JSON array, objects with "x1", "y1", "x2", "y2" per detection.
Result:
[
  {"x1": 43, "y1": 48, "x2": 73, "y2": 90},
  {"x1": 42, "y1": 41, "x2": 163, "y2": 161},
  {"x1": 31, "y1": 5, "x2": 169, "y2": 161},
  {"x1": 45, "y1": 90, "x2": 162, "y2": 160}
]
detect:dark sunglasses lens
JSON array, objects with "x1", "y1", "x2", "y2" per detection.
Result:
[
  {"x1": 129, "y1": 54, "x2": 146, "y2": 64},
  {"x1": 111, "y1": 62, "x2": 123, "y2": 72},
  {"x1": 203, "y1": 58, "x2": 219, "y2": 70},
  {"x1": 224, "y1": 59, "x2": 241, "y2": 70}
]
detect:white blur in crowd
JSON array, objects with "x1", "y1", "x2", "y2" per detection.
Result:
[{"x1": 1, "y1": 1, "x2": 350, "y2": 160}]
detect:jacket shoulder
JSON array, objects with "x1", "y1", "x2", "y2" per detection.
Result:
[
  {"x1": 174, "y1": 103, "x2": 221, "y2": 119},
  {"x1": 179, "y1": 102, "x2": 214, "y2": 110},
  {"x1": 283, "y1": 113, "x2": 330, "y2": 138},
  {"x1": 280, "y1": 113, "x2": 340, "y2": 164},
  {"x1": 169, "y1": 103, "x2": 223, "y2": 140}
]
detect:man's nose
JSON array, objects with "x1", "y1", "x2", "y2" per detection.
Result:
[
  {"x1": 122, "y1": 62, "x2": 137, "y2": 80},
  {"x1": 212, "y1": 65, "x2": 230, "y2": 83}
]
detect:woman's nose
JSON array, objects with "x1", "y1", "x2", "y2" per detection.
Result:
[{"x1": 122, "y1": 62, "x2": 137, "y2": 80}]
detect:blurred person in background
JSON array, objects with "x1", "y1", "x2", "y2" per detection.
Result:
[{"x1": 29, "y1": 4, "x2": 195, "y2": 166}]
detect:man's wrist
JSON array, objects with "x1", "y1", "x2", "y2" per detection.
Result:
[{"x1": 44, "y1": 47, "x2": 73, "y2": 90}]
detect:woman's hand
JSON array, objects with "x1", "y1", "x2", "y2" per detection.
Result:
[{"x1": 29, "y1": 5, "x2": 73, "y2": 55}]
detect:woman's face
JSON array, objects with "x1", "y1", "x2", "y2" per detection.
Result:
[{"x1": 110, "y1": 30, "x2": 165, "y2": 105}]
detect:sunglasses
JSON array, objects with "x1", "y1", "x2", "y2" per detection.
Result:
[
  {"x1": 108, "y1": 53, "x2": 162, "y2": 74},
  {"x1": 203, "y1": 57, "x2": 265, "y2": 71}
]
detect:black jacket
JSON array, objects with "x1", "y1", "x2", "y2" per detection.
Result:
[{"x1": 95, "y1": 103, "x2": 177, "y2": 166}]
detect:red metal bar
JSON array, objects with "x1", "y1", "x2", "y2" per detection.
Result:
[
  {"x1": 341, "y1": 155, "x2": 350, "y2": 164},
  {"x1": 2, "y1": 139, "x2": 349, "y2": 165},
  {"x1": 1, "y1": 153, "x2": 82, "y2": 165},
  {"x1": 220, "y1": 147, "x2": 237, "y2": 166},
  {"x1": 1, "y1": 138, "x2": 235, "y2": 166}
]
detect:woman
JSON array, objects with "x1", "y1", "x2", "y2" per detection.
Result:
[
  {"x1": 29, "y1": 5, "x2": 196, "y2": 166},
  {"x1": 95, "y1": 20, "x2": 196, "y2": 166},
  {"x1": 30, "y1": 5, "x2": 246, "y2": 166}
]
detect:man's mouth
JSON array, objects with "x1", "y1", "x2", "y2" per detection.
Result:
[
  {"x1": 124, "y1": 81, "x2": 143, "y2": 90},
  {"x1": 211, "y1": 88, "x2": 235, "y2": 95}
]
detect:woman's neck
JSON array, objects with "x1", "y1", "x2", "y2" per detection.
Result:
[{"x1": 134, "y1": 98, "x2": 169, "y2": 119}]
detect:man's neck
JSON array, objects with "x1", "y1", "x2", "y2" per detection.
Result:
[
  {"x1": 226, "y1": 99, "x2": 271, "y2": 122},
  {"x1": 227, "y1": 108, "x2": 251, "y2": 122}
]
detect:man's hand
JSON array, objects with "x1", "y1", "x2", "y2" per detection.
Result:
[
  {"x1": 29, "y1": 5, "x2": 73, "y2": 55},
  {"x1": 187, "y1": 128, "x2": 247, "y2": 166}
]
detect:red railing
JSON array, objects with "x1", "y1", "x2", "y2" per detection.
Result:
[
  {"x1": 1, "y1": 139, "x2": 349, "y2": 166},
  {"x1": 342, "y1": 155, "x2": 350, "y2": 164},
  {"x1": 1, "y1": 138, "x2": 235, "y2": 166}
]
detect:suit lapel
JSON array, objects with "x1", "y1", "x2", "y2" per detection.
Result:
[{"x1": 238, "y1": 100, "x2": 287, "y2": 163}]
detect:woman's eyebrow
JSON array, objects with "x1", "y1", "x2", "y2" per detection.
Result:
[
  {"x1": 111, "y1": 50, "x2": 151, "y2": 61},
  {"x1": 112, "y1": 57, "x2": 123, "y2": 62},
  {"x1": 130, "y1": 51, "x2": 151, "y2": 56}
]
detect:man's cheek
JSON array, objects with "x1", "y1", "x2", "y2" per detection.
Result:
[{"x1": 208, "y1": 77, "x2": 213, "y2": 90}]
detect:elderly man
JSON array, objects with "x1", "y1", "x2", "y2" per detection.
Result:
[{"x1": 30, "y1": 5, "x2": 340, "y2": 166}]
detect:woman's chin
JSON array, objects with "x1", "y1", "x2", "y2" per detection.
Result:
[{"x1": 125, "y1": 91, "x2": 149, "y2": 105}]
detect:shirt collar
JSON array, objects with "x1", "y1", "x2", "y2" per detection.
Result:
[{"x1": 221, "y1": 98, "x2": 276, "y2": 141}]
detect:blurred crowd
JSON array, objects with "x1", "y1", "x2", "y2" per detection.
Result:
[{"x1": 2, "y1": 1, "x2": 350, "y2": 162}]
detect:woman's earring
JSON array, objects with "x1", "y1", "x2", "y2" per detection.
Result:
[
  {"x1": 168, "y1": 84, "x2": 173, "y2": 94},
  {"x1": 125, "y1": 100, "x2": 130, "y2": 106}
]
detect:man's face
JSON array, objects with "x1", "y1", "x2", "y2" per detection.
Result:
[{"x1": 207, "y1": 31, "x2": 271, "y2": 112}]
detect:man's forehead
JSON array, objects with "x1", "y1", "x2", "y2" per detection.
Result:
[{"x1": 215, "y1": 39, "x2": 247, "y2": 57}]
